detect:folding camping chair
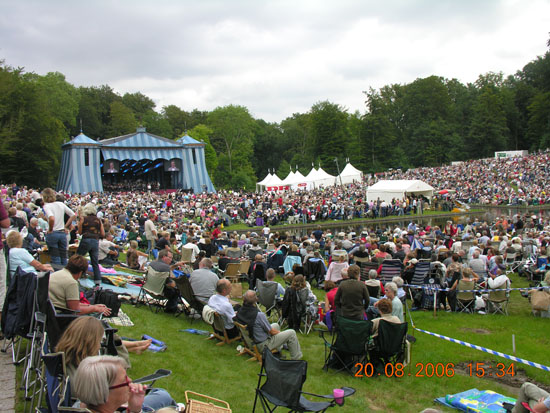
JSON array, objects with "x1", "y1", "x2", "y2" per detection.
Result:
[
  {"x1": 485, "y1": 283, "x2": 510, "y2": 315},
  {"x1": 368, "y1": 320, "x2": 408, "y2": 374},
  {"x1": 303, "y1": 258, "x2": 326, "y2": 288},
  {"x1": 137, "y1": 267, "x2": 169, "y2": 312},
  {"x1": 206, "y1": 310, "x2": 241, "y2": 346},
  {"x1": 181, "y1": 247, "x2": 194, "y2": 264},
  {"x1": 175, "y1": 275, "x2": 202, "y2": 322},
  {"x1": 238, "y1": 260, "x2": 251, "y2": 282},
  {"x1": 505, "y1": 252, "x2": 517, "y2": 275},
  {"x1": 379, "y1": 259, "x2": 403, "y2": 285},
  {"x1": 281, "y1": 288, "x2": 316, "y2": 334},
  {"x1": 253, "y1": 348, "x2": 355, "y2": 412},
  {"x1": 358, "y1": 261, "x2": 378, "y2": 282},
  {"x1": 256, "y1": 280, "x2": 282, "y2": 323},
  {"x1": 456, "y1": 280, "x2": 476, "y2": 313},
  {"x1": 319, "y1": 316, "x2": 372, "y2": 376},
  {"x1": 283, "y1": 255, "x2": 302, "y2": 275},
  {"x1": 235, "y1": 321, "x2": 263, "y2": 363}
]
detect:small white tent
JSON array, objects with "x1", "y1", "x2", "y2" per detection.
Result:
[
  {"x1": 366, "y1": 180, "x2": 434, "y2": 204},
  {"x1": 338, "y1": 163, "x2": 363, "y2": 185}
]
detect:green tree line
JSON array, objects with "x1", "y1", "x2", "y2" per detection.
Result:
[{"x1": 1, "y1": 38, "x2": 549, "y2": 190}]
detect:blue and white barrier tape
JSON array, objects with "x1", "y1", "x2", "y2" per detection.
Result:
[
  {"x1": 413, "y1": 327, "x2": 550, "y2": 373},
  {"x1": 405, "y1": 301, "x2": 550, "y2": 372}
]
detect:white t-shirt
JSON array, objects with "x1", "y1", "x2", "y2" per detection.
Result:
[{"x1": 43, "y1": 202, "x2": 74, "y2": 231}]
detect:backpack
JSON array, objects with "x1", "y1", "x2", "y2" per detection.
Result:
[{"x1": 93, "y1": 289, "x2": 121, "y2": 317}]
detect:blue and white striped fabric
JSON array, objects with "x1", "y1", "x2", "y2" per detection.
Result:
[{"x1": 57, "y1": 129, "x2": 215, "y2": 194}]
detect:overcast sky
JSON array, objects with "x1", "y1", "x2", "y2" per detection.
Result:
[{"x1": 1, "y1": 0, "x2": 549, "y2": 122}]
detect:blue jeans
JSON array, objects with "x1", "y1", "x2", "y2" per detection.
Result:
[
  {"x1": 142, "y1": 388, "x2": 177, "y2": 411},
  {"x1": 46, "y1": 231, "x2": 68, "y2": 265},
  {"x1": 77, "y1": 238, "x2": 100, "y2": 283}
]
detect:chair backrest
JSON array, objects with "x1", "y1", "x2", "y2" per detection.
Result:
[
  {"x1": 175, "y1": 275, "x2": 204, "y2": 312},
  {"x1": 456, "y1": 280, "x2": 475, "y2": 301},
  {"x1": 376, "y1": 320, "x2": 407, "y2": 358},
  {"x1": 360, "y1": 262, "x2": 379, "y2": 282},
  {"x1": 488, "y1": 282, "x2": 509, "y2": 302},
  {"x1": 234, "y1": 321, "x2": 255, "y2": 351},
  {"x1": 333, "y1": 316, "x2": 373, "y2": 355},
  {"x1": 260, "y1": 348, "x2": 307, "y2": 409},
  {"x1": 36, "y1": 271, "x2": 51, "y2": 314},
  {"x1": 181, "y1": 247, "x2": 194, "y2": 263},
  {"x1": 45, "y1": 300, "x2": 78, "y2": 355},
  {"x1": 283, "y1": 255, "x2": 302, "y2": 274},
  {"x1": 223, "y1": 262, "x2": 241, "y2": 279},
  {"x1": 353, "y1": 256, "x2": 369, "y2": 264},
  {"x1": 256, "y1": 280, "x2": 277, "y2": 309},
  {"x1": 505, "y1": 253, "x2": 516, "y2": 264},
  {"x1": 42, "y1": 351, "x2": 72, "y2": 412},
  {"x1": 411, "y1": 261, "x2": 431, "y2": 286},
  {"x1": 144, "y1": 267, "x2": 169, "y2": 296},
  {"x1": 238, "y1": 260, "x2": 251, "y2": 275},
  {"x1": 380, "y1": 259, "x2": 403, "y2": 284},
  {"x1": 366, "y1": 284, "x2": 380, "y2": 298},
  {"x1": 212, "y1": 312, "x2": 226, "y2": 332}
]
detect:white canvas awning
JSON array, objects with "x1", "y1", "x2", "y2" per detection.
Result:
[{"x1": 366, "y1": 180, "x2": 434, "y2": 203}]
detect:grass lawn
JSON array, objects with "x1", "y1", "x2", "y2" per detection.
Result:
[{"x1": 16, "y1": 272, "x2": 550, "y2": 412}]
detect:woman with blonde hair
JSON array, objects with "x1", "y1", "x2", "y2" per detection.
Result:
[
  {"x1": 41, "y1": 188, "x2": 75, "y2": 266},
  {"x1": 7, "y1": 231, "x2": 53, "y2": 276}
]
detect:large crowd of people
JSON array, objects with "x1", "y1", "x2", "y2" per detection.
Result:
[{"x1": 2, "y1": 150, "x2": 550, "y2": 411}]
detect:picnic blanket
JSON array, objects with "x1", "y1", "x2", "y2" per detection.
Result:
[
  {"x1": 80, "y1": 278, "x2": 142, "y2": 297},
  {"x1": 105, "y1": 309, "x2": 134, "y2": 327},
  {"x1": 435, "y1": 388, "x2": 516, "y2": 412}
]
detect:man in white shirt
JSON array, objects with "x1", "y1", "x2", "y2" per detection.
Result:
[
  {"x1": 99, "y1": 234, "x2": 120, "y2": 266},
  {"x1": 207, "y1": 279, "x2": 239, "y2": 339}
]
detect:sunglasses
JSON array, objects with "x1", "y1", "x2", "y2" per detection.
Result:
[{"x1": 109, "y1": 375, "x2": 131, "y2": 390}]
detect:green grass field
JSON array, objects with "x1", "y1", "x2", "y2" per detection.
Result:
[{"x1": 16, "y1": 272, "x2": 550, "y2": 412}]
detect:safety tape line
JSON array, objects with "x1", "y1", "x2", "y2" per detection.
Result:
[
  {"x1": 413, "y1": 327, "x2": 550, "y2": 372},
  {"x1": 405, "y1": 298, "x2": 550, "y2": 372},
  {"x1": 403, "y1": 284, "x2": 550, "y2": 293}
]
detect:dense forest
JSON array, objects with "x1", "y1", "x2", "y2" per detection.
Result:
[{"x1": 1, "y1": 37, "x2": 549, "y2": 190}]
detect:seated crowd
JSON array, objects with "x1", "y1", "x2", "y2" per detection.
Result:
[{"x1": 1, "y1": 181, "x2": 550, "y2": 412}]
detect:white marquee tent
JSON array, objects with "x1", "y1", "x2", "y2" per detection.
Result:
[
  {"x1": 256, "y1": 167, "x2": 339, "y2": 192},
  {"x1": 338, "y1": 163, "x2": 363, "y2": 185},
  {"x1": 256, "y1": 173, "x2": 285, "y2": 191},
  {"x1": 366, "y1": 180, "x2": 434, "y2": 204},
  {"x1": 311, "y1": 167, "x2": 336, "y2": 188}
]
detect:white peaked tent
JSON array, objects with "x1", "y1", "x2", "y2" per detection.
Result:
[
  {"x1": 282, "y1": 170, "x2": 311, "y2": 190},
  {"x1": 281, "y1": 171, "x2": 296, "y2": 185},
  {"x1": 338, "y1": 163, "x2": 363, "y2": 185},
  {"x1": 256, "y1": 173, "x2": 273, "y2": 192},
  {"x1": 366, "y1": 180, "x2": 434, "y2": 204},
  {"x1": 256, "y1": 173, "x2": 284, "y2": 191},
  {"x1": 313, "y1": 167, "x2": 337, "y2": 188}
]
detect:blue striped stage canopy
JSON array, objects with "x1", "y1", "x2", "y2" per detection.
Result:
[{"x1": 57, "y1": 128, "x2": 215, "y2": 194}]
